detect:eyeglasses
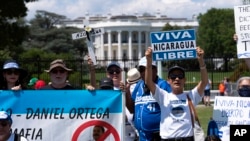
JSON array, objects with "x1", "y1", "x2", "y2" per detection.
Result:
[
  {"x1": 169, "y1": 74, "x2": 184, "y2": 80},
  {"x1": 51, "y1": 69, "x2": 66, "y2": 74},
  {"x1": 5, "y1": 69, "x2": 20, "y2": 75},
  {"x1": 108, "y1": 70, "x2": 120, "y2": 75},
  {"x1": 0, "y1": 121, "x2": 9, "y2": 127}
]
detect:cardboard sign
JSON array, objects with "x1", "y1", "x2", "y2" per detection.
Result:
[
  {"x1": 150, "y1": 29, "x2": 197, "y2": 61},
  {"x1": 234, "y1": 5, "x2": 250, "y2": 58}
]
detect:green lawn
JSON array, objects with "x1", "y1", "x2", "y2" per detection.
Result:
[{"x1": 196, "y1": 105, "x2": 214, "y2": 135}]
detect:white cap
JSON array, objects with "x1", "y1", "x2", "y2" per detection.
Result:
[{"x1": 138, "y1": 56, "x2": 156, "y2": 67}]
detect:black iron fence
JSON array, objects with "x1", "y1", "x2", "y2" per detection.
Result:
[{"x1": 0, "y1": 57, "x2": 248, "y2": 90}]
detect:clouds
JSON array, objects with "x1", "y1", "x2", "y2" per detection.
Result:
[{"x1": 26, "y1": 0, "x2": 241, "y2": 20}]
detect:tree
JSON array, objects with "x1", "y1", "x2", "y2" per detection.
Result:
[
  {"x1": 23, "y1": 10, "x2": 87, "y2": 57},
  {"x1": 0, "y1": 0, "x2": 38, "y2": 58},
  {"x1": 196, "y1": 8, "x2": 236, "y2": 71}
]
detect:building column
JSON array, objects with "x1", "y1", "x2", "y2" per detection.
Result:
[
  {"x1": 144, "y1": 31, "x2": 149, "y2": 50},
  {"x1": 107, "y1": 30, "x2": 112, "y2": 59},
  {"x1": 118, "y1": 30, "x2": 122, "y2": 59},
  {"x1": 100, "y1": 33, "x2": 104, "y2": 59},
  {"x1": 128, "y1": 31, "x2": 132, "y2": 59},
  {"x1": 138, "y1": 31, "x2": 142, "y2": 59}
]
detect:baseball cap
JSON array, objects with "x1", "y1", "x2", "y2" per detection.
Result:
[
  {"x1": 107, "y1": 61, "x2": 121, "y2": 71},
  {"x1": 35, "y1": 80, "x2": 46, "y2": 89},
  {"x1": 168, "y1": 66, "x2": 185, "y2": 77},
  {"x1": 138, "y1": 56, "x2": 156, "y2": 67},
  {"x1": 0, "y1": 111, "x2": 12, "y2": 124},
  {"x1": 99, "y1": 77, "x2": 114, "y2": 90},
  {"x1": 28, "y1": 77, "x2": 38, "y2": 86}
]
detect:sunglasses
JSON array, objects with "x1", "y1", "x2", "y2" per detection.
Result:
[
  {"x1": 108, "y1": 70, "x2": 120, "y2": 75},
  {"x1": 5, "y1": 69, "x2": 20, "y2": 75},
  {"x1": 169, "y1": 74, "x2": 184, "y2": 80},
  {"x1": 51, "y1": 69, "x2": 66, "y2": 74},
  {"x1": 0, "y1": 121, "x2": 9, "y2": 127}
]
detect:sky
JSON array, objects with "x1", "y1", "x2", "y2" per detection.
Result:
[{"x1": 26, "y1": 0, "x2": 242, "y2": 20}]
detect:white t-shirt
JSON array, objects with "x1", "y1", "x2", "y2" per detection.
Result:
[
  {"x1": 153, "y1": 85, "x2": 202, "y2": 139},
  {"x1": 7, "y1": 134, "x2": 28, "y2": 141}
]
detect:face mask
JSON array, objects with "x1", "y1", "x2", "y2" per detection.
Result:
[{"x1": 238, "y1": 85, "x2": 250, "y2": 97}]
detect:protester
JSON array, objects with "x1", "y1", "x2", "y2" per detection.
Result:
[
  {"x1": 236, "y1": 76, "x2": 250, "y2": 97},
  {"x1": 125, "y1": 67, "x2": 141, "y2": 139},
  {"x1": 223, "y1": 77, "x2": 231, "y2": 96},
  {"x1": 40, "y1": 59, "x2": 74, "y2": 89},
  {"x1": 218, "y1": 76, "x2": 250, "y2": 141},
  {"x1": 0, "y1": 60, "x2": 28, "y2": 90},
  {"x1": 218, "y1": 80, "x2": 225, "y2": 96},
  {"x1": 28, "y1": 77, "x2": 46, "y2": 89},
  {"x1": 204, "y1": 79, "x2": 212, "y2": 106},
  {"x1": 145, "y1": 46, "x2": 208, "y2": 140},
  {"x1": 126, "y1": 68, "x2": 141, "y2": 93},
  {"x1": 0, "y1": 111, "x2": 28, "y2": 141},
  {"x1": 125, "y1": 56, "x2": 171, "y2": 141},
  {"x1": 86, "y1": 58, "x2": 138, "y2": 141}
]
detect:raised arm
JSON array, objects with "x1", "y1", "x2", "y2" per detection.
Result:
[
  {"x1": 196, "y1": 47, "x2": 208, "y2": 95},
  {"x1": 145, "y1": 47, "x2": 156, "y2": 94},
  {"x1": 86, "y1": 56, "x2": 96, "y2": 90}
]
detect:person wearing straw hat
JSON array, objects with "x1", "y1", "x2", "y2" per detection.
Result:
[
  {"x1": 125, "y1": 56, "x2": 172, "y2": 141},
  {"x1": 0, "y1": 111, "x2": 28, "y2": 141},
  {"x1": 41, "y1": 59, "x2": 74, "y2": 89},
  {"x1": 126, "y1": 68, "x2": 141, "y2": 93},
  {"x1": 0, "y1": 60, "x2": 28, "y2": 90}
]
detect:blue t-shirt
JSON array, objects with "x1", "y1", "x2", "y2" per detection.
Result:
[{"x1": 131, "y1": 77, "x2": 171, "y2": 132}]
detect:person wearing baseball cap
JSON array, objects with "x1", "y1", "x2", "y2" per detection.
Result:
[
  {"x1": 40, "y1": 59, "x2": 74, "y2": 89},
  {"x1": 28, "y1": 77, "x2": 46, "y2": 90},
  {"x1": 145, "y1": 47, "x2": 208, "y2": 140},
  {"x1": 0, "y1": 111, "x2": 28, "y2": 141},
  {"x1": 125, "y1": 56, "x2": 171, "y2": 141}
]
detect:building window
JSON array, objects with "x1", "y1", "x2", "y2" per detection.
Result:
[
  {"x1": 104, "y1": 33, "x2": 108, "y2": 44},
  {"x1": 113, "y1": 50, "x2": 117, "y2": 60},
  {"x1": 122, "y1": 32, "x2": 128, "y2": 43},
  {"x1": 133, "y1": 49, "x2": 137, "y2": 59},
  {"x1": 104, "y1": 50, "x2": 108, "y2": 59},
  {"x1": 112, "y1": 33, "x2": 117, "y2": 43},
  {"x1": 141, "y1": 32, "x2": 145, "y2": 43},
  {"x1": 122, "y1": 50, "x2": 127, "y2": 60},
  {"x1": 132, "y1": 32, "x2": 137, "y2": 43}
]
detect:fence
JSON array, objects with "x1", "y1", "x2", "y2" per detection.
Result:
[{"x1": 0, "y1": 57, "x2": 248, "y2": 89}]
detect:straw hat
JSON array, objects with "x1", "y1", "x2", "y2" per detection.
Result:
[{"x1": 126, "y1": 68, "x2": 141, "y2": 84}]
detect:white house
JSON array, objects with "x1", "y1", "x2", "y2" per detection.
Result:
[{"x1": 57, "y1": 11, "x2": 199, "y2": 61}]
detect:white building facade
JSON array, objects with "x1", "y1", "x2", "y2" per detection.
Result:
[{"x1": 59, "y1": 12, "x2": 199, "y2": 61}]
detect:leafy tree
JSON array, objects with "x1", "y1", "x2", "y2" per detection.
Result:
[
  {"x1": 0, "y1": 0, "x2": 38, "y2": 58},
  {"x1": 196, "y1": 8, "x2": 236, "y2": 71},
  {"x1": 23, "y1": 10, "x2": 87, "y2": 57}
]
